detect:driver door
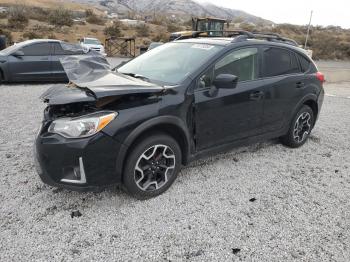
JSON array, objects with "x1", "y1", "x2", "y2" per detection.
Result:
[
  {"x1": 8, "y1": 42, "x2": 52, "y2": 81},
  {"x1": 194, "y1": 47, "x2": 265, "y2": 150}
]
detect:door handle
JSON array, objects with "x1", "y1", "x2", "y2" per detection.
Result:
[
  {"x1": 296, "y1": 81, "x2": 305, "y2": 88},
  {"x1": 250, "y1": 91, "x2": 264, "y2": 100},
  {"x1": 40, "y1": 57, "x2": 49, "y2": 61}
]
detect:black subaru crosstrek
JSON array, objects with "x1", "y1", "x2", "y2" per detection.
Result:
[{"x1": 35, "y1": 32, "x2": 325, "y2": 199}]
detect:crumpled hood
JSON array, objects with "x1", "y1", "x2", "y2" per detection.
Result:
[{"x1": 40, "y1": 54, "x2": 164, "y2": 105}]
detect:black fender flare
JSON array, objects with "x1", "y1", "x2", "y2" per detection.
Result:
[
  {"x1": 290, "y1": 93, "x2": 318, "y2": 122},
  {"x1": 115, "y1": 115, "x2": 192, "y2": 181}
]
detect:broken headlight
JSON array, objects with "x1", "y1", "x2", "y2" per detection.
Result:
[{"x1": 48, "y1": 112, "x2": 117, "y2": 138}]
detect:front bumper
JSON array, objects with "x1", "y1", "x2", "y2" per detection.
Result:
[{"x1": 35, "y1": 125, "x2": 126, "y2": 192}]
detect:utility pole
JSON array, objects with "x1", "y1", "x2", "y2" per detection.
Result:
[{"x1": 304, "y1": 10, "x2": 313, "y2": 49}]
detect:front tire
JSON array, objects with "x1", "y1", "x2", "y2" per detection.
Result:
[
  {"x1": 123, "y1": 133, "x2": 182, "y2": 199},
  {"x1": 281, "y1": 105, "x2": 314, "y2": 148}
]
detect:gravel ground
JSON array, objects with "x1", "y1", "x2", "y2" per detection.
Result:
[{"x1": 0, "y1": 81, "x2": 349, "y2": 262}]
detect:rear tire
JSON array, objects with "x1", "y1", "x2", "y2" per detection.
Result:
[
  {"x1": 280, "y1": 105, "x2": 314, "y2": 148},
  {"x1": 123, "y1": 133, "x2": 182, "y2": 199}
]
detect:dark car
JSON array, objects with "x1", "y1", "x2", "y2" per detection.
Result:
[
  {"x1": 0, "y1": 39, "x2": 92, "y2": 83},
  {"x1": 35, "y1": 32, "x2": 325, "y2": 199}
]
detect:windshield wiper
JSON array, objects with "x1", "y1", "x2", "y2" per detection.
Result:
[{"x1": 121, "y1": 72, "x2": 150, "y2": 82}]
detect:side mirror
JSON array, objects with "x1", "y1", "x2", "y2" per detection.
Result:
[
  {"x1": 213, "y1": 74, "x2": 238, "y2": 89},
  {"x1": 12, "y1": 50, "x2": 24, "y2": 57}
]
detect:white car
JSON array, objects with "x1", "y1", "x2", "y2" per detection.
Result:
[{"x1": 80, "y1": 37, "x2": 107, "y2": 57}]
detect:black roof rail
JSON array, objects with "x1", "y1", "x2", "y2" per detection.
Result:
[
  {"x1": 251, "y1": 32, "x2": 298, "y2": 46},
  {"x1": 173, "y1": 29, "x2": 298, "y2": 47},
  {"x1": 233, "y1": 31, "x2": 298, "y2": 46}
]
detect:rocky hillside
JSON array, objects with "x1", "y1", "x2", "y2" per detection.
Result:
[{"x1": 73, "y1": 0, "x2": 272, "y2": 25}]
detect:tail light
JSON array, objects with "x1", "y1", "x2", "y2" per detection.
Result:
[{"x1": 316, "y1": 72, "x2": 325, "y2": 83}]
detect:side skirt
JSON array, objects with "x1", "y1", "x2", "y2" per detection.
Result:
[{"x1": 188, "y1": 128, "x2": 287, "y2": 163}]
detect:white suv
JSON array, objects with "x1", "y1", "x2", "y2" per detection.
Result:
[{"x1": 80, "y1": 37, "x2": 106, "y2": 57}]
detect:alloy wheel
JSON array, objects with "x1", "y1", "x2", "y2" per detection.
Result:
[
  {"x1": 293, "y1": 112, "x2": 311, "y2": 143},
  {"x1": 134, "y1": 144, "x2": 176, "y2": 191}
]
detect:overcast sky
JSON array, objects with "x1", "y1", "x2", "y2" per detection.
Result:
[{"x1": 195, "y1": 0, "x2": 350, "y2": 28}]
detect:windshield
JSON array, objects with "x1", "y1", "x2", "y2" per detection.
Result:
[
  {"x1": 118, "y1": 42, "x2": 223, "y2": 85},
  {"x1": 84, "y1": 39, "x2": 101, "y2": 45},
  {"x1": 0, "y1": 42, "x2": 26, "y2": 55}
]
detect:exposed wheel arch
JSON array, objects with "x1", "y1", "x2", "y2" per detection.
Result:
[
  {"x1": 115, "y1": 116, "x2": 192, "y2": 182},
  {"x1": 303, "y1": 99, "x2": 318, "y2": 122},
  {"x1": 290, "y1": 94, "x2": 318, "y2": 120}
]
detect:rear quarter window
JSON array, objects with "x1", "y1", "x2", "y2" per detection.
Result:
[
  {"x1": 262, "y1": 47, "x2": 300, "y2": 77},
  {"x1": 297, "y1": 53, "x2": 311, "y2": 72},
  {"x1": 53, "y1": 42, "x2": 85, "y2": 55}
]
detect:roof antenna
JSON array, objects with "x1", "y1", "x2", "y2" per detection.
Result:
[{"x1": 304, "y1": 10, "x2": 313, "y2": 49}]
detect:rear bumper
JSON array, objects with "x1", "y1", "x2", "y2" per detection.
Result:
[{"x1": 35, "y1": 127, "x2": 126, "y2": 192}]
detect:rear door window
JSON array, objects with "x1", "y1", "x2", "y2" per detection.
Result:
[
  {"x1": 21, "y1": 43, "x2": 51, "y2": 56},
  {"x1": 262, "y1": 47, "x2": 300, "y2": 77},
  {"x1": 53, "y1": 42, "x2": 85, "y2": 55}
]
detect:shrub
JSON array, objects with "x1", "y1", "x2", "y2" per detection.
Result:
[
  {"x1": 23, "y1": 31, "x2": 43, "y2": 40},
  {"x1": 104, "y1": 22, "x2": 123, "y2": 38},
  {"x1": 27, "y1": 6, "x2": 50, "y2": 22},
  {"x1": 182, "y1": 19, "x2": 192, "y2": 27},
  {"x1": 8, "y1": 5, "x2": 29, "y2": 29},
  {"x1": 167, "y1": 23, "x2": 181, "y2": 33},
  {"x1": 135, "y1": 24, "x2": 150, "y2": 37},
  {"x1": 86, "y1": 15, "x2": 105, "y2": 25},
  {"x1": 152, "y1": 31, "x2": 168, "y2": 42},
  {"x1": 47, "y1": 33, "x2": 57, "y2": 39},
  {"x1": 85, "y1": 9, "x2": 94, "y2": 17},
  {"x1": 239, "y1": 22, "x2": 255, "y2": 32},
  {"x1": 85, "y1": 9, "x2": 105, "y2": 25},
  {"x1": 48, "y1": 8, "x2": 73, "y2": 27}
]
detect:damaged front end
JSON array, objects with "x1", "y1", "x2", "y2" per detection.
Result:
[
  {"x1": 35, "y1": 54, "x2": 165, "y2": 190},
  {"x1": 40, "y1": 54, "x2": 164, "y2": 120}
]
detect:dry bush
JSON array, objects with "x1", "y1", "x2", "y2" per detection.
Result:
[
  {"x1": 85, "y1": 9, "x2": 105, "y2": 25},
  {"x1": 27, "y1": 6, "x2": 50, "y2": 22},
  {"x1": 152, "y1": 31, "x2": 169, "y2": 42},
  {"x1": 47, "y1": 33, "x2": 57, "y2": 39},
  {"x1": 104, "y1": 22, "x2": 123, "y2": 38},
  {"x1": 8, "y1": 5, "x2": 29, "y2": 29},
  {"x1": 239, "y1": 22, "x2": 255, "y2": 32},
  {"x1": 167, "y1": 22, "x2": 181, "y2": 33},
  {"x1": 270, "y1": 24, "x2": 350, "y2": 60},
  {"x1": 135, "y1": 24, "x2": 150, "y2": 37},
  {"x1": 23, "y1": 31, "x2": 43, "y2": 40},
  {"x1": 48, "y1": 7, "x2": 73, "y2": 27},
  {"x1": 150, "y1": 15, "x2": 168, "y2": 26}
]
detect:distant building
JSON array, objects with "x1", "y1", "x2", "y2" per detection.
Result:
[
  {"x1": 119, "y1": 19, "x2": 145, "y2": 26},
  {"x1": 107, "y1": 13, "x2": 119, "y2": 19}
]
